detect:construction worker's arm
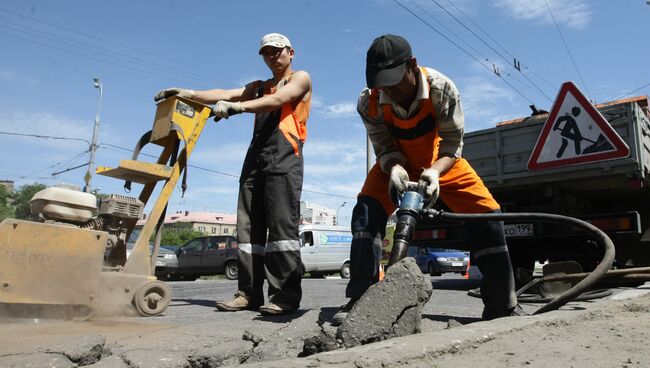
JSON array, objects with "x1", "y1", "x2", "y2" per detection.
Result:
[
  {"x1": 213, "y1": 71, "x2": 312, "y2": 118},
  {"x1": 418, "y1": 69, "x2": 465, "y2": 204},
  {"x1": 153, "y1": 86, "x2": 251, "y2": 104}
]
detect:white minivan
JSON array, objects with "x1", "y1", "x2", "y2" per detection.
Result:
[{"x1": 299, "y1": 224, "x2": 352, "y2": 278}]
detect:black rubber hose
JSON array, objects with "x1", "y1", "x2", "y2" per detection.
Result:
[{"x1": 423, "y1": 210, "x2": 616, "y2": 315}]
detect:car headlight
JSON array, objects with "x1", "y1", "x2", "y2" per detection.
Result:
[
  {"x1": 436, "y1": 257, "x2": 448, "y2": 262},
  {"x1": 163, "y1": 254, "x2": 175, "y2": 259}
]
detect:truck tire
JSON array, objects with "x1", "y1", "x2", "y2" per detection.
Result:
[
  {"x1": 224, "y1": 261, "x2": 238, "y2": 280},
  {"x1": 340, "y1": 262, "x2": 351, "y2": 279}
]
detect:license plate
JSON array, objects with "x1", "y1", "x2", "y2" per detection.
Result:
[
  {"x1": 155, "y1": 260, "x2": 166, "y2": 267},
  {"x1": 504, "y1": 223, "x2": 534, "y2": 237},
  {"x1": 451, "y1": 262, "x2": 463, "y2": 267}
]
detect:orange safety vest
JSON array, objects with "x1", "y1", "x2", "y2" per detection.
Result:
[
  {"x1": 259, "y1": 73, "x2": 310, "y2": 156},
  {"x1": 360, "y1": 67, "x2": 500, "y2": 215}
]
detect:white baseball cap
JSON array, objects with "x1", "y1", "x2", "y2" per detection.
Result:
[{"x1": 258, "y1": 33, "x2": 292, "y2": 54}]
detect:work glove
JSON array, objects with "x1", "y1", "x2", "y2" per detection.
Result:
[
  {"x1": 213, "y1": 101, "x2": 244, "y2": 119},
  {"x1": 153, "y1": 88, "x2": 196, "y2": 102},
  {"x1": 388, "y1": 164, "x2": 409, "y2": 205},
  {"x1": 418, "y1": 168, "x2": 440, "y2": 208}
]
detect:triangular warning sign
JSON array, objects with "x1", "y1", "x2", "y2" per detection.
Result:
[{"x1": 528, "y1": 81, "x2": 630, "y2": 171}]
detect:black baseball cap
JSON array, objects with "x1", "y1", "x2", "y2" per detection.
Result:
[{"x1": 366, "y1": 34, "x2": 412, "y2": 88}]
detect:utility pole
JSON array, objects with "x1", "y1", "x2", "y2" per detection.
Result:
[
  {"x1": 336, "y1": 201, "x2": 347, "y2": 226},
  {"x1": 84, "y1": 78, "x2": 103, "y2": 193}
]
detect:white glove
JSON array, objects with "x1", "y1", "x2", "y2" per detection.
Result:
[
  {"x1": 388, "y1": 164, "x2": 409, "y2": 205},
  {"x1": 213, "y1": 101, "x2": 244, "y2": 119},
  {"x1": 153, "y1": 87, "x2": 196, "y2": 102},
  {"x1": 419, "y1": 168, "x2": 440, "y2": 207}
]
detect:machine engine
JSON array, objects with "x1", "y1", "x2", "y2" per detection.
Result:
[{"x1": 29, "y1": 185, "x2": 144, "y2": 263}]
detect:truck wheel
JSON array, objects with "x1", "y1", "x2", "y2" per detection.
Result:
[
  {"x1": 133, "y1": 280, "x2": 172, "y2": 317},
  {"x1": 340, "y1": 262, "x2": 351, "y2": 279},
  {"x1": 428, "y1": 263, "x2": 441, "y2": 277},
  {"x1": 224, "y1": 261, "x2": 238, "y2": 280}
]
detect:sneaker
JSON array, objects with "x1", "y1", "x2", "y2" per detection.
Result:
[
  {"x1": 482, "y1": 304, "x2": 528, "y2": 320},
  {"x1": 259, "y1": 301, "x2": 297, "y2": 316},
  {"x1": 215, "y1": 292, "x2": 258, "y2": 312},
  {"x1": 331, "y1": 298, "x2": 357, "y2": 326}
]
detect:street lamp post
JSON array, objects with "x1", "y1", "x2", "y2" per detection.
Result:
[
  {"x1": 85, "y1": 78, "x2": 103, "y2": 193},
  {"x1": 336, "y1": 201, "x2": 347, "y2": 226}
]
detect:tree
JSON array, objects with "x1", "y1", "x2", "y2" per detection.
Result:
[
  {"x1": 0, "y1": 185, "x2": 15, "y2": 221},
  {"x1": 160, "y1": 227, "x2": 203, "y2": 248},
  {"x1": 13, "y1": 183, "x2": 47, "y2": 219}
]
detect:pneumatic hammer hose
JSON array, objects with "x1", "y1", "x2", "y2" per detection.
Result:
[{"x1": 423, "y1": 209, "x2": 616, "y2": 315}]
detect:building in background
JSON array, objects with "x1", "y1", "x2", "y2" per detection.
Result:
[
  {"x1": 300, "y1": 201, "x2": 336, "y2": 225},
  {"x1": 138, "y1": 211, "x2": 237, "y2": 236},
  {"x1": 0, "y1": 180, "x2": 14, "y2": 193}
]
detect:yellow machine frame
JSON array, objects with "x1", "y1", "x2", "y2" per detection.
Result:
[{"x1": 0, "y1": 97, "x2": 213, "y2": 317}]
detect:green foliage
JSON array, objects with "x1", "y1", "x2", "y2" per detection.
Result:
[
  {"x1": 13, "y1": 183, "x2": 47, "y2": 220},
  {"x1": 0, "y1": 185, "x2": 14, "y2": 221},
  {"x1": 160, "y1": 227, "x2": 204, "y2": 247}
]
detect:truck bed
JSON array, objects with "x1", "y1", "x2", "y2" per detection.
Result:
[{"x1": 463, "y1": 97, "x2": 650, "y2": 192}]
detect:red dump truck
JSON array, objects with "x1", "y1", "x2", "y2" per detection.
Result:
[{"x1": 413, "y1": 93, "x2": 650, "y2": 281}]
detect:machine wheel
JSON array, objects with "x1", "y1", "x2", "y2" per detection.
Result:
[
  {"x1": 428, "y1": 263, "x2": 440, "y2": 277},
  {"x1": 224, "y1": 261, "x2": 238, "y2": 280},
  {"x1": 340, "y1": 262, "x2": 351, "y2": 279},
  {"x1": 133, "y1": 280, "x2": 172, "y2": 317}
]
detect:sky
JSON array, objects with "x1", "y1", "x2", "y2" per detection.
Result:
[{"x1": 0, "y1": 0, "x2": 648, "y2": 223}]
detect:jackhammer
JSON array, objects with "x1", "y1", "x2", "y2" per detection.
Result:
[{"x1": 387, "y1": 181, "x2": 616, "y2": 315}]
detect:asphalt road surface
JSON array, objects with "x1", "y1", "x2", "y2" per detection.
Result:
[
  {"x1": 158, "y1": 273, "x2": 491, "y2": 327},
  {"x1": 1, "y1": 271, "x2": 640, "y2": 368}
]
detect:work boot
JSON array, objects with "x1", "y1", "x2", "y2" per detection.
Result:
[
  {"x1": 482, "y1": 304, "x2": 528, "y2": 320},
  {"x1": 331, "y1": 298, "x2": 357, "y2": 326},
  {"x1": 215, "y1": 292, "x2": 259, "y2": 312},
  {"x1": 259, "y1": 301, "x2": 298, "y2": 316}
]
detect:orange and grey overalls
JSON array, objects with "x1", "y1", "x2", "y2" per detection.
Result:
[
  {"x1": 347, "y1": 67, "x2": 517, "y2": 318},
  {"x1": 237, "y1": 74, "x2": 310, "y2": 309}
]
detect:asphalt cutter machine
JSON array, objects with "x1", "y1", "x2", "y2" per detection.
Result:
[{"x1": 0, "y1": 97, "x2": 213, "y2": 318}]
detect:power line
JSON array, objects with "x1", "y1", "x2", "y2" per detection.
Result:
[
  {"x1": 0, "y1": 20, "x2": 228, "y2": 87},
  {"x1": 0, "y1": 131, "x2": 358, "y2": 200},
  {"x1": 99, "y1": 143, "x2": 356, "y2": 199},
  {"x1": 442, "y1": 0, "x2": 556, "y2": 91},
  {"x1": 0, "y1": 30, "x2": 215, "y2": 90},
  {"x1": 0, "y1": 7, "x2": 241, "y2": 84},
  {"x1": 616, "y1": 82, "x2": 650, "y2": 100},
  {"x1": 544, "y1": 0, "x2": 591, "y2": 98},
  {"x1": 392, "y1": 0, "x2": 535, "y2": 105},
  {"x1": 0, "y1": 130, "x2": 90, "y2": 144},
  {"x1": 430, "y1": 0, "x2": 553, "y2": 103}
]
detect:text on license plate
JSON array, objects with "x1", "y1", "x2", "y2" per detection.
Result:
[
  {"x1": 451, "y1": 262, "x2": 463, "y2": 267},
  {"x1": 504, "y1": 223, "x2": 534, "y2": 237}
]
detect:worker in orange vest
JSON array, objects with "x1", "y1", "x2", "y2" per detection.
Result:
[
  {"x1": 332, "y1": 34, "x2": 523, "y2": 325},
  {"x1": 154, "y1": 33, "x2": 311, "y2": 316}
]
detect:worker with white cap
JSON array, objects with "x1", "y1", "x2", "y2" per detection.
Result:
[{"x1": 154, "y1": 33, "x2": 312, "y2": 315}]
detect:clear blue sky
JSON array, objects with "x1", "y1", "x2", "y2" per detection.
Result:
[{"x1": 0, "y1": 0, "x2": 648, "y2": 222}]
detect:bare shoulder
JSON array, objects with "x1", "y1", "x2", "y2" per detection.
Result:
[{"x1": 291, "y1": 70, "x2": 312, "y2": 84}]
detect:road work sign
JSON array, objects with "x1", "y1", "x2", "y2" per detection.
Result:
[{"x1": 528, "y1": 81, "x2": 630, "y2": 171}]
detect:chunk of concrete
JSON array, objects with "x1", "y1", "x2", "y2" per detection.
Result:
[{"x1": 337, "y1": 257, "x2": 433, "y2": 347}]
